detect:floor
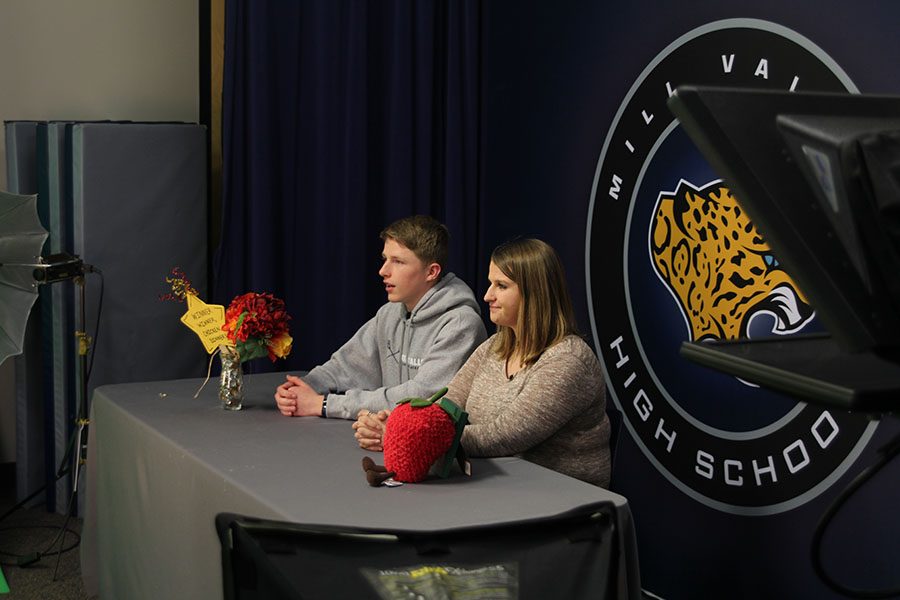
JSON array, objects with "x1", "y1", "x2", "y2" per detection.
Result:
[{"x1": 0, "y1": 463, "x2": 95, "y2": 600}]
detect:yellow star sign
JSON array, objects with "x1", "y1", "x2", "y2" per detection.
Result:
[{"x1": 180, "y1": 293, "x2": 232, "y2": 354}]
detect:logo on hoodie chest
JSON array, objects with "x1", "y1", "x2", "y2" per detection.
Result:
[
  {"x1": 387, "y1": 338, "x2": 423, "y2": 370},
  {"x1": 401, "y1": 354, "x2": 423, "y2": 369}
]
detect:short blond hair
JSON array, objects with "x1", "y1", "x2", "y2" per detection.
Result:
[
  {"x1": 380, "y1": 215, "x2": 449, "y2": 270},
  {"x1": 490, "y1": 238, "x2": 578, "y2": 365}
]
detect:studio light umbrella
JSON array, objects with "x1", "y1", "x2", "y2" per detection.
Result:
[{"x1": 0, "y1": 190, "x2": 48, "y2": 366}]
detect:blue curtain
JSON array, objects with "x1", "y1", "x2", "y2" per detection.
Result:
[{"x1": 215, "y1": 0, "x2": 484, "y2": 373}]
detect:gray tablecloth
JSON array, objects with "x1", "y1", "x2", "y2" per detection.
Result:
[{"x1": 80, "y1": 371, "x2": 640, "y2": 599}]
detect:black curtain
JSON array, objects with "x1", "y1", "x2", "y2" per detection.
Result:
[{"x1": 215, "y1": 0, "x2": 484, "y2": 373}]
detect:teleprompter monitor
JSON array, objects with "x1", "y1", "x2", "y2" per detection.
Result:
[
  {"x1": 668, "y1": 86, "x2": 900, "y2": 413},
  {"x1": 216, "y1": 505, "x2": 617, "y2": 600}
]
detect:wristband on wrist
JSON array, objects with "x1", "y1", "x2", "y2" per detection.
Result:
[{"x1": 320, "y1": 394, "x2": 328, "y2": 418}]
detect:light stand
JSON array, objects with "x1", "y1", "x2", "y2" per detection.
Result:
[
  {"x1": 18, "y1": 252, "x2": 94, "y2": 473},
  {"x1": 36, "y1": 254, "x2": 95, "y2": 580},
  {"x1": 46, "y1": 271, "x2": 91, "y2": 580},
  {"x1": 31, "y1": 253, "x2": 93, "y2": 479},
  {"x1": 0, "y1": 191, "x2": 94, "y2": 574},
  {"x1": 2, "y1": 252, "x2": 96, "y2": 577}
]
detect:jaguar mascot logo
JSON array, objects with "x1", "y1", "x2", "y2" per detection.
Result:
[
  {"x1": 586, "y1": 18, "x2": 877, "y2": 515},
  {"x1": 650, "y1": 179, "x2": 814, "y2": 342}
]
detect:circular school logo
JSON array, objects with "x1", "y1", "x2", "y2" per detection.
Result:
[{"x1": 585, "y1": 19, "x2": 878, "y2": 515}]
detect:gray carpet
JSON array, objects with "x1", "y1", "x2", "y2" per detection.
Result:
[{"x1": 0, "y1": 464, "x2": 95, "y2": 600}]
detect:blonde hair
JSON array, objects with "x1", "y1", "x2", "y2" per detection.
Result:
[
  {"x1": 380, "y1": 215, "x2": 449, "y2": 271},
  {"x1": 490, "y1": 238, "x2": 578, "y2": 365}
]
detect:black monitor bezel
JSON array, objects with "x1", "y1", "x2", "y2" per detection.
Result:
[{"x1": 668, "y1": 85, "x2": 900, "y2": 353}]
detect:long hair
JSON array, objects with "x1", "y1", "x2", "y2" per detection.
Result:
[{"x1": 490, "y1": 238, "x2": 578, "y2": 365}]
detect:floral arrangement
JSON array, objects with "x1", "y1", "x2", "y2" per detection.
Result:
[
  {"x1": 161, "y1": 267, "x2": 293, "y2": 363},
  {"x1": 222, "y1": 292, "x2": 293, "y2": 362},
  {"x1": 161, "y1": 268, "x2": 293, "y2": 408}
]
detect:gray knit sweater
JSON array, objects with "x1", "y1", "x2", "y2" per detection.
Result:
[{"x1": 446, "y1": 334, "x2": 611, "y2": 487}]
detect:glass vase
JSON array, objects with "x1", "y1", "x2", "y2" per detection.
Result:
[{"x1": 219, "y1": 346, "x2": 244, "y2": 410}]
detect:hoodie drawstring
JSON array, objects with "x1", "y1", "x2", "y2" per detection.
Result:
[
  {"x1": 404, "y1": 321, "x2": 414, "y2": 381},
  {"x1": 399, "y1": 314, "x2": 408, "y2": 381}
]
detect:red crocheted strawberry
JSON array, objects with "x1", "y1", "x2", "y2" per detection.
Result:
[{"x1": 382, "y1": 388, "x2": 465, "y2": 483}]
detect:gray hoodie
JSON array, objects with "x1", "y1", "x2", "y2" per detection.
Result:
[{"x1": 303, "y1": 273, "x2": 487, "y2": 419}]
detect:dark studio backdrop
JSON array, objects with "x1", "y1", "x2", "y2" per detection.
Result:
[
  {"x1": 215, "y1": 1, "x2": 900, "y2": 598},
  {"x1": 215, "y1": 0, "x2": 483, "y2": 374}
]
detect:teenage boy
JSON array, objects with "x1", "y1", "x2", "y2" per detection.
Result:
[{"x1": 274, "y1": 215, "x2": 487, "y2": 419}]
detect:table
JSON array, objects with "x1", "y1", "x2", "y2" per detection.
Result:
[{"x1": 80, "y1": 372, "x2": 641, "y2": 599}]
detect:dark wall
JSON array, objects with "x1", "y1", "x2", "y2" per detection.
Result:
[
  {"x1": 481, "y1": 0, "x2": 900, "y2": 333},
  {"x1": 480, "y1": 1, "x2": 900, "y2": 598}
]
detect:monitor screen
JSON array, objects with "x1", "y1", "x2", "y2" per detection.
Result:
[{"x1": 668, "y1": 86, "x2": 900, "y2": 354}]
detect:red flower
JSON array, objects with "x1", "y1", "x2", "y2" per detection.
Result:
[{"x1": 222, "y1": 292, "x2": 293, "y2": 362}]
